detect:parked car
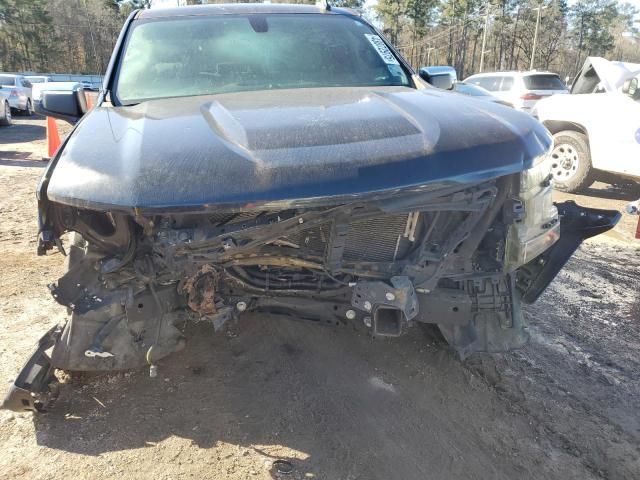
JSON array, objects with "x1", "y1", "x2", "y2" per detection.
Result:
[
  {"x1": 2, "y1": 3, "x2": 619, "y2": 412},
  {"x1": 25, "y1": 75, "x2": 53, "y2": 101},
  {"x1": 80, "y1": 80, "x2": 100, "y2": 91},
  {"x1": 452, "y1": 82, "x2": 514, "y2": 107},
  {"x1": 25, "y1": 75, "x2": 51, "y2": 83},
  {"x1": 0, "y1": 88, "x2": 12, "y2": 126},
  {"x1": 0, "y1": 74, "x2": 34, "y2": 115},
  {"x1": 464, "y1": 71, "x2": 568, "y2": 112},
  {"x1": 533, "y1": 57, "x2": 640, "y2": 192}
]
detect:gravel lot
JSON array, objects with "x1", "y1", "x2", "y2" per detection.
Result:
[{"x1": 1, "y1": 117, "x2": 639, "y2": 480}]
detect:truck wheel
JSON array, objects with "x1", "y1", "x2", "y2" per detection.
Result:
[
  {"x1": 550, "y1": 131, "x2": 595, "y2": 193},
  {"x1": 24, "y1": 99, "x2": 33, "y2": 116},
  {"x1": 0, "y1": 101, "x2": 11, "y2": 126}
]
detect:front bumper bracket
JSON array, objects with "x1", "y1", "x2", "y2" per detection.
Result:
[{"x1": 1, "y1": 326, "x2": 61, "y2": 413}]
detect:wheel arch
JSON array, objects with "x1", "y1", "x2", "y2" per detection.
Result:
[{"x1": 542, "y1": 120, "x2": 589, "y2": 138}]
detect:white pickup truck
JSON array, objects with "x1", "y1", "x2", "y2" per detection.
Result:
[{"x1": 533, "y1": 57, "x2": 640, "y2": 192}]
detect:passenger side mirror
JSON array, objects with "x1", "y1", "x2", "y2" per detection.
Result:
[
  {"x1": 36, "y1": 87, "x2": 88, "y2": 123},
  {"x1": 622, "y1": 77, "x2": 639, "y2": 100},
  {"x1": 418, "y1": 67, "x2": 456, "y2": 90}
]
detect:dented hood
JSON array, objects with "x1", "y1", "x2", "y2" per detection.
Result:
[{"x1": 46, "y1": 86, "x2": 551, "y2": 212}]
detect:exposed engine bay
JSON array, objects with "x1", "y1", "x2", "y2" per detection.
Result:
[
  {"x1": 50, "y1": 176, "x2": 525, "y2": 364},
  {"x1": 3, "y1": 164, "x2": 621, "y2": 413}
]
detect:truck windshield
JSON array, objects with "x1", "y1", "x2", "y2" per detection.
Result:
[{"x1": 114, "y1": 14, "x2": 411, "y2": 104}]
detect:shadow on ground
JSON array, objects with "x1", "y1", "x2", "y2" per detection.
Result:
[
  {"x1": 0, "y1": 120, "x2": 45, "y2": 144},
  {"x1": 30, "y1": 316, "x2": 548, "y2": 480},
  {"x1": 581, "y1": 177, "x2": 640, "y2": 201},
  {"x1": 0, "y1": 157, "x2": 47, "y2": 168}
]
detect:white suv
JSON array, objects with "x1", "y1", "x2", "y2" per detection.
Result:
[{"x1": 464, "y1": 71, "x2": 568, "y2": 112}]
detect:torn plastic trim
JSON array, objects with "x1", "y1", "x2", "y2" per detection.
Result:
[
  {"x1": 437, "y1": 274, "x2": 526, "y2": 359},
  {"x1": 1, "y1": 326, "x2": 61, "y2": 413},
  {"x1": 516, "y1": 201, "x2": 621, "y2": 303}
]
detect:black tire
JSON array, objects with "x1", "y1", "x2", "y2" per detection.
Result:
[
  {"x1": 24, "y1": 99, "x2": 33, "y2": 116},
  {"x1": 550, "y1": 131, "x2": 595, "y2": 193},
  {"x1": 0, "y1": 101, "x2": 11, "y2": 126}
]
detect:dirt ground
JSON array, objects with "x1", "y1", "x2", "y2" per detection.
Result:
[{"x1": 1, "y1": 117, "x2": 639, "y2": 480}]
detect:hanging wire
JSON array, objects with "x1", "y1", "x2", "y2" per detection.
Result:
[{"x1": 393, "y1": 8, "x2": 487, "y2": 50}]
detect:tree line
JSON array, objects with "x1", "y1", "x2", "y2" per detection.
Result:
[
  {"x1": 0, "y1": 0, "x2": 147, "y2": 74},
  {"x1": 0, "y1": 0, "x2": 638, "y2": 82},
  {"x1": 376, "y1": 0, "x2": 639, "y2": 80}
]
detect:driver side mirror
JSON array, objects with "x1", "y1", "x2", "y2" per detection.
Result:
[
  {"x1": 418, "y1": 67, "x2": 456, "y2": 90},
  {"x1": 36, "y1": 87, "x2": 88, "y2": 123},
  {"x1": 622, "y1": 77, "x2": 639, "y2": 100}
]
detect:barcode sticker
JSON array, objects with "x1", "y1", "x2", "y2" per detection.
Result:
[{"x1": 365, "y1": 34, "x2": 400, "y2": 65}]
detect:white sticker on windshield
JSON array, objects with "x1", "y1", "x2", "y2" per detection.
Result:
[{"x1": 365, "y1": 34, "x2": 400, "y2": 65}]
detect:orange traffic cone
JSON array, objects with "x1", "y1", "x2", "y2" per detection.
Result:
[
  {"x1": 85, "y1": 92, "x2": 93, "y2": 109},
  {"x1": 635, "y1": 216, "x2": 640, "y2": 239},
  {"x1": 46, "y1": 116, "x2": 61, "y2": 159}
]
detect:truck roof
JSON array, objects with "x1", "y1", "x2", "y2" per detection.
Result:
[{"x1": 139, "y1": 3, "x2": 355, "y2": 19}]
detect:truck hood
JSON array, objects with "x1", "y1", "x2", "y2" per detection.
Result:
[
  {"x1": 46, "y1": 86, "x2": 551, "y2": 212},
  {"x1": 571, "y1": 57, "x2": 640, "y2": 94}
]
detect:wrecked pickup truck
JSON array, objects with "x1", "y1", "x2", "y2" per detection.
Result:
[
  {"x1": 3, "y1": 4, "x2": 620, "y2": 412},
  {"x1": 534, "y1": 57, "x2": 640, "y2": 192}
]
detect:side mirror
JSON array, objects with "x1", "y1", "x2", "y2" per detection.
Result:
[
  {"x1": 418, "y1": 67, "x2": 456, "y2": 90},
  {"x1": 36, "y1": 88, "x2": 88, "y2": 123},
  {"x1": 622, "y1": 77, "x2": 639, "y2": 100}
]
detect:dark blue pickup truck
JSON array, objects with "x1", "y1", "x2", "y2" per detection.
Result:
[{"x1": 3, "y1": 3, "x2": 619, "y2": 412}]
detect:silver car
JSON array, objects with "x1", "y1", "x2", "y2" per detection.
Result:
[
  {"x1": 0, "y1": 89, "x2": 12, "y2": 126},
  {"x1": 0, "y1": 74, "x2": 34, "y2": 115},
  {"x1": 452, "y1": 82, "x2": 514, "y2": 107},
  {"x1": 25, "y1": 75, "x2": 52, "y2": 102}
]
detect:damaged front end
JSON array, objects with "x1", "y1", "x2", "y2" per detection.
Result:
[{"x1": 4, "y1": 165, "x2": 619, "y2": 412}]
